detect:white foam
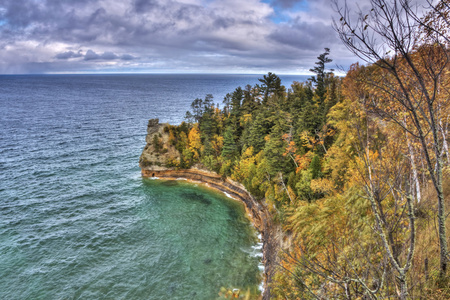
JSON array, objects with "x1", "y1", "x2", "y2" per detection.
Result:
[
  {"x1": 223, "y1": 191, "x2": 234, "y2": 199},
  {"x1": 259, "y1": 280, "x2": 265, "y2": 293},
  {"x1": 258, "y1": 260, "x2": 265, "y2": 292},
  {"x1": 256, "y1": 232, "x2": 265, "y2": 293},
  {"x1": 129, "y1": 171, "x2": 143, "y2": 180}
]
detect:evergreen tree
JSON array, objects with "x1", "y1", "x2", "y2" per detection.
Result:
[
  {"x1": 309, "y1": 154, "x2": 322, "y2": 179},
  {"x1": 221, "y1": 126, "x2": 238, "y2": 160},
  {"x1": 230, "y1": 87, "x2": 243, "y2": 118},
  {"x1": 309, "y1": 48, "x2": 334, "y2": 103},
  {"x1": 245, "y1": 110, "x2": 271, "y2": 153},
  {"x1": 259, "y1": 72, "x2": 284, "y2": 105},
  {"x1": 263, "y1": 115, "x2": 294, "y2": 176},
  {"x1": 241, "y1": 84, "x2": 259, "y2": 114},
  {"x1": 190, "y1": 98, "x2": 204, "y2": 122}
]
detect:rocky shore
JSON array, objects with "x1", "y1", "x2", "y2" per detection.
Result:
[{"x1": 139, "y1": 119, "x2": 281, "y2": 299}]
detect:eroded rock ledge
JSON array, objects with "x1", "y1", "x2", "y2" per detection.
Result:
[{"x1": 139, "y1": 119, "x2": 280, "y2": 299}]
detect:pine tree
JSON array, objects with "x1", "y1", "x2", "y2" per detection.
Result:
[
  {"x1": 309, "y1": 48, "x2": 334, "y2": 104},
  {"x1": 221, "y1": 126, "x2": 238, "y2": 160}
]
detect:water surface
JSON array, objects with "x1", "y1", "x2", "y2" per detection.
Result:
[{"x1": 0, "y1": 74, "x2": 306, "y2": 299}]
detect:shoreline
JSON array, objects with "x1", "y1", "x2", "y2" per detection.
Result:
[{"x1": 141, "y1": 168, "x2": 280, "y2": 300}]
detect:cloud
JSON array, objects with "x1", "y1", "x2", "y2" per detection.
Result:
[
  {"x1": 120, "y1": 54, "x2": 137, "y2": 60},
  {"x1": 83, "y1": 50, "x2": 137, "y2": 61},
  {"x1": 54, "y1": 49, "x2": 138, "y2": 62},
  {"x1": 269, "y1": 18, "x2": 338, "y2": 51},
  {"x1": 271, "y1": 0, "x2": 304, "y2": 9},
  {"x1": 84, "y1": 50, "x2": 101, "y2": 60},
  {"x1": 0, "y1": 0, "x2": 363, "y2": 74},
  {"x1": 55, "y1": 51, "x2": 83, "y2": 59}
]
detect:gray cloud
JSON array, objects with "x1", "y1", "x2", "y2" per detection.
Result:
[
  {"x1": 269, "y1": 19, "x2": 338, "y2": 51},
  {"x1": 84, "y1": 50, "x2": 101, "y2": 60},
  {"x1": 120, "y1": 54, "x2": 136, "y2": 60},
  {"x1": 55, "y1": 49, "x2": 138, "y2": 62},
  {"x1": 271, "y1": 0, "x2": 304, "y2": 8},
  {"x1": 0, "y1": 0, "x2": 365, "y2": 74},
  {"x1": 133, "y1": 0, "x2": 160, "y2": 13},
  {"x1": 55, "y1": 51, "x2": 83, "y2": 60},
  {"x1": 83, "y1": 50, "x2": 138, "y2": 61}
]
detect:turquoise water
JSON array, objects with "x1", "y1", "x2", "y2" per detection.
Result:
[
  {"x1": 0, "y1": 74, "x2": 300, "y2": 299},
  {"x1": 1, "y1": 176, "x2": 261, "y2": 299}
]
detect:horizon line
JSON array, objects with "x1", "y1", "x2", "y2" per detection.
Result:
[{"x1": 0, "y1": 72, "x2": 344, "y2": 77}]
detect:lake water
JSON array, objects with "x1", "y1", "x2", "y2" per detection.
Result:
[{"x1": 0, "y1": 74, "x2": 308, "y2": 299}]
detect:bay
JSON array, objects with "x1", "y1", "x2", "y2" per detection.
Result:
[{"x1": 0, "y1": 74, "x2": 307, "y2": 299}]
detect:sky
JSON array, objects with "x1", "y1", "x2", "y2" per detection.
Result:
[{"x1": 0, "y1": 0, "x2": 396, "y2": 74}]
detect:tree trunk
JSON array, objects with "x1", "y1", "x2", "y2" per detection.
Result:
[
  {"x1": 437, "y1": 157, "x2": 448, "y2": 277},
  {"x1": 440, "y1": 119, "x2": 449, "y2": 165},
  {"x1": 399, "y1": 274, "x2": 408, "y2": 300},
  {"x1": 404, "y1": 119, "x2": 421, "y2": 203}
]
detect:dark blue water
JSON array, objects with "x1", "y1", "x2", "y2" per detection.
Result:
[{"x1": 0, "y1": 74, "x2": 307, "y2": 299}]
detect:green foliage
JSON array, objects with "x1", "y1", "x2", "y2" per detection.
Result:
[
  {"x1": 295, "y1": 170, "x2": 315, "y2": 202},
  {"x1": 221, "y1": 126, "x2": 238, "y2": 161},
  {"x1": 259, "y1": 72, "x2": 284, "y2": 104},
  {"x1": 244, "y1": 110, "x2": 271, "y2": 153},
  {"x1": 309, "y1": 155, "x2": 322, "y2": 179},
  {"x1": 201, "y1": 155, "x2": 220, "y2": 173},
  {"x1": 309, "y1": 47, "x2": 333, "y2": 103},
  {"x1": 264, "y1": 120, "x2": 293, "y2": 176},
  {"x1": 219, "y1": 159, "x2": 233, "y2": 177},
  {"x1": 152, "y1": 134, "x2": 163, "y2": 153}
]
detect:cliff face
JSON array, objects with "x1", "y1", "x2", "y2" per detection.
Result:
[
  {"x1": 140, "y1": 119, "x2": 280, "y2": 300},
  {"x1": 139, "y1": 119, "x2": 180, "y2": 170}
]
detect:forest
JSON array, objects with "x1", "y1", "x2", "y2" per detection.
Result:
[{"x1": 148, "y1": 1, "x2": 450, "y2": 298}]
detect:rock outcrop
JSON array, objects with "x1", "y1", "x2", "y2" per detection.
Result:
[
  {"x1": 139, "y1": 119, "x2": 180, "y2": 170},
  {"x1": 140, "y1": 119, "x2": 280, "y2": 299}
]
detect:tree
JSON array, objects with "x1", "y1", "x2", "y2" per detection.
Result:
[
  {"x1": 221, "y1": 126, "x2": 238, "y2": 160},
  {"x1": 309, "y1": 48, "x2": 334, "y2": 103},
  {"x1": 241, "y1": 84, "x2": 260, "y2": 114},
  {"x1": 189, "y1": 98, "x2": 204, "y2": 122},
  {"x1": 352, "y1": 113, "x2": 417, "y2": 299},
  {"x1": 264, "y1": 116, "x2": 293, "y2": 177},
  {"x1": 410, "y1": 0, "x2": 450, "y2": 45},
  {"x1": 259, "y1": 72, "x2": 284, "y2": 104},
  {"x1": 309, "y1": 155, "x2": 322, "y2": 179},
  {"x1": 188, "y1": 124, "x2": 202, "y2": 160},
  {"x1": 244, "y1": 110, "x2": 272, "y2": 153},
  {"x1": 334, "y1": 0, "x2": 449, "y2": 277}
]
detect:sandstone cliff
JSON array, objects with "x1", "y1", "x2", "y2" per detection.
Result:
[{"x1": 139, "y1": 119, "x2": 180, "y2": 170}]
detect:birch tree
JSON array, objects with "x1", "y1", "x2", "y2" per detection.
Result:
[{"x1": 333, "y1": 0, "x2": 449, "y2": 277}]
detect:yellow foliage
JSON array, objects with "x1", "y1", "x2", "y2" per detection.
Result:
[
  {"x1": 188, "y1": 125, "x2": 202, "y2": 159},
  {"x1": 295, "y1": 152, "x2": 313, "y2": 172},
  {"x1": 310, "y1": 178, "x2": 334, "y2": 195},
  {"x1": 240, "y1": 114, "x2": 252, "y2": 126},
  {"x1": 231, "y1": 147, "x2": 256, "y2": 183},
  {"x1": 211, "y1": 134, "x2": 224, "y2": 156},
  {"x1": 242, "y1": 146, "x2": 253, "y2": 158}
]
